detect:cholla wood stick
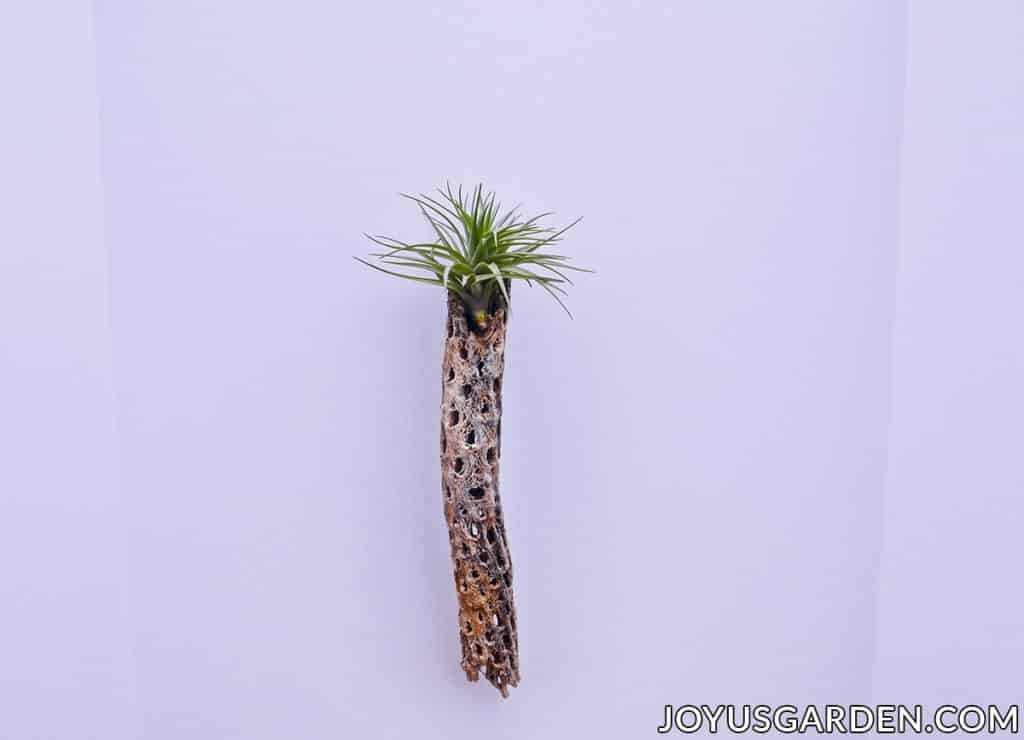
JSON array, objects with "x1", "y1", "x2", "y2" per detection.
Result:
[
  {"x1": 357, "y1": 183, "x2": 587, "y2": 697},
  {"x1": 440, "y1": 292, "x2": 518, "y2": 695}
]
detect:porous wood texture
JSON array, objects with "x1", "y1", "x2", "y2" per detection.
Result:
[{"x1": 440, "y1": 292, "x2": 520, "y2": 697}]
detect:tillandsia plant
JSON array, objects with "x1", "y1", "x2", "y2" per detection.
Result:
[{"x1": 356, "y1": 183, "x2": 588, "y2": 697}]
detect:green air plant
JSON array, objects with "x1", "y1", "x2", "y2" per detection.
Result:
[{"x1": 356, "y1": 184, "x2": 589, "y2": 697}]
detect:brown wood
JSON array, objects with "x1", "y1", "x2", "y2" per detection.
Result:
[{"x1": 439, "y1": 292, "x2": 520, "y2": 697}]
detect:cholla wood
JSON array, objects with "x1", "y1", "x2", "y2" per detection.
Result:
[{"x1": 440, "y1": 292, "x2": 520, "y2": 697}]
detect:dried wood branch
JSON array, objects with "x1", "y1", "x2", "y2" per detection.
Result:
[{"x1": 439, "y1": 292, "x2": 519, "y2": 697}]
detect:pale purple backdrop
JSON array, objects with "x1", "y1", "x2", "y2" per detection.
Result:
[{"x1": 1, "y1": 2, "x2": 1021, "y2": 738}]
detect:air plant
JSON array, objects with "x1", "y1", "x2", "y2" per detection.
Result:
[{"x1": 356, "y1": 184, "x2": 589, "y2": 697}]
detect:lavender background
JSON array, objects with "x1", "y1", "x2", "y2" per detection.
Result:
[{"x1": 1, "y1": 2, "x2": 1021, "y2": 738}]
